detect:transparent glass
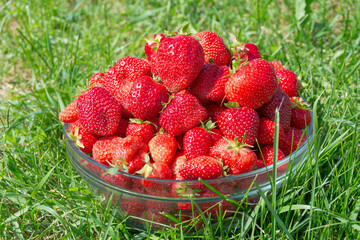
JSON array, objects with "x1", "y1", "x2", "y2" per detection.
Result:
[{"x1": 64, "y1": 117, "x2": 313, "y2": 230}]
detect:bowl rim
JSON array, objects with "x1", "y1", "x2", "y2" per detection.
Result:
[{"x1": 63, "y1": 112, "x2": 313, "y2": 185}]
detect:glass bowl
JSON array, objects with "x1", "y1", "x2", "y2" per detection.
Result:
[{"x1": 63, "y1": 116, "x2": 313, "y2": 230}]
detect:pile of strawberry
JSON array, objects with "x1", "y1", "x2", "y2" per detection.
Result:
[{"x1": 60, "y1": 30, "x2": 311, "y2": 191}]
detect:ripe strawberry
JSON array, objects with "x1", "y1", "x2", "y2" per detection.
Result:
[
  {"x1": 205, "y1": 103, "x2": 226, "y2": 123},
  {"x1": 111, "y1": 136, "x2": 147, "y2": 165},
  {"x1": 197, "y1": 187, "x2": 235, "y2": 217},
  {"x1": 257, "y1": 87, "x2": 292, "y2": 132},
  {"x1": 244, "y1": 43, "x2": 261, "y2": 60},
  {"x1": 68, "y1": 120, "x2": 98, "y2": 153},
  {"x1": 92, "y1": 136, "x2": 122, "y2": 166},
  {"x1": 100, "y1": 171, "x2": 131, "y2": 188},
  {"x1": 150, "y1": 35, "x2": 204, "y2": 92},
  {"x1": 144, "y1": 34, "x2": 166, "y2": 62},
  {"x1": 209, "y1": 138, "x2": 257, "y2": 175},
  {"x1": 257, "y1": 145, "x2": 285, "y2": 169},
  {"x1": 169, "y1": 152, "x2": 187, "y2": 178},
  {"x1": 115, "y1": 118, "x2": 130, "y2": 137},
  {"x1": 183, "y1": 126, "x2": 213, "y2": 160},
  {"x1": 112, "y1": 79, "x2": 134, "y2": 118},
  {"x1": 102, "y1": 57, "x2": 151, "y2": 98},
  {"x1": 88, "y1": 72, "x2": 105, "y2": 87},
  {"x1": 210, "y1": 128, "x2": 223, "y2": 144},
  {"x1": 194, "y1": 31, "x2": 231, "y2": 66},
  {"x1": 114, "y1": 56, "x2": 152, "y2": 83},
  {"x1": 159, "y1": 92, "x2": 208, "y2": 136},
  {"x1": 230, "y1": 35, "x2": 261, "y2": 63},
  {"x1": 126, "y1": 118, "x2": 156, "y2": 144},
  {"x1": 276, "y1": 69, "x2": 299, "y2": 97},
  {"x1": 225, "y1": 58, "x2": 278, "y2": 109},
  {"x1": 119, "y1": 198, "x2": 146, "y2": 218},
  {"x1": 279, "y1": 127, "x2": 307, "y2": 156},
  {"x1": 148, "y1": 132, "x2": 177, "y2": 165},
  {"x1": 179, "y1": 156, "x2": 222, "y2": 180},
  {"x1": 59, "y1": 98, "x2": 78, "y2": 123},
  {"x1": 257, "y1": 118, "x2": 285, "y2": 145},
  {"x1": 126, "y1": 76, "x2": 169, "y2": 120},
  {"x1": 125, "y1": 145, "x2": 148, "y2": 174},
  {"x1": 290, "y1": 97, "x2": 312, "y2": 129},
  {"x1": 188, "y1": 63, "x2": 230, "y2": 104},
  {"x1": 101, "y1": 67, "x2": 119, "y2": 97},
  {"x1": 137, "y1": 160, "x2": 172, "y2": 196},
  {"x1": 269, "y1": 61, "x2": 284, "y2": 72},
  {"x1": 218, "y1": 107, "x2": 260, "y2": 146},
  {"x1": 175, "y1": 133, "x2": 185, "y2": 150},
  {"x1": 144, "y1": 200, "x2": 172, "y2": 225},
  {"x1": 77, "y1": 87, "x2": 122, "y2": 136}
]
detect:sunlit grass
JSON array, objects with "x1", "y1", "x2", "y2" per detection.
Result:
[{"x1": 0, "y1": 0, "x2": 359, "y2": 239}]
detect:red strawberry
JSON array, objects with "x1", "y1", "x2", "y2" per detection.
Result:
[
  {"x1": 194, "y1": 31, "x2": 231, "y2": 66},
  {"x1": 100, "y1": 171, "x2": 131, "y2": 188},
  {"x1": 150, "y1": 35, "x2": 204, "y2": 92},
  {"x1": 209, "y1": 138, "x2": 257, "y2": 175},
  {"x1": 144, "y1": 200, "x2": 172, "y2": 225},
  {"x1": 257, "y1": 87, "x2": 292, "y2": 132},
  {"x1": 88, "y1": 72, "x2": 105, "y2": 87},
  {"x1": 126, "y1": 118, "x2": 156, "y2": 144},
  {"x1": 126, "y1": 76, "x2": 169, "y2": 120},
  {"x1": 92, "y1": 136, "x2": 122, "y2": 166},
  {"x1": 230, "y1": 35, "x2": 261, "y2": 63},
  {"x1": 276, "y1": 69, "x2": 299, "y2": 97},
  {"x1": 144, "y1": 34, "x2": 166, "y2": 62},
  {"x1": 169, "y1": 152, "x2": 187, "y2": 178},
  {"x1": 119, "y1": 198, "x2": 145, "y2": 218},
  {"x1": 159, "y1": 92, "x2": 208, "y2": 136},
  {"x1": 290, "y1": 97, "x2": 312, "y2": 129},
  {"x1": 137, "y1": 160, "x2": 172, "y2": 196},
  {"x1": 206, "y1": 103, "x2": 226, "y2": 123},
  {"x1": 111, "y1": 136, "x2": 147, "y2": 166},
  {"x1": 188, "y1": 63, "x2": 230, "y2": 104},
  {"x1": 257, "y1": 145, "x2": 285, "y2": 168},
  {"x1": 112, "y1": 79, "x2": 134, "y2": 118},
  {"x1": 148, "y1": 132, "x2": 177, "y2": 165},
  {"x1": 183, "y1": 126, "x2": 213, "y2": 160},
  {"x1": 102, "y1": 57, "x2": 151, "y2": 97},
  {"x1": 197, "y1": 188, "x2": 235, "y2": 217},
  {"x1": 175, "y1": 133, "x2": 185, "y2": 150},
  {"x1": 101, "y1": 67, "x2": 119, "y2": 97},
  {"x1": 59, "y1": 98, "x2": 78, "y2": 123},
  {"x1": 217, "y1": 107, "x2": 260, "y2": 146},
  {"x1": 279, "y1": 127, "x2": 307, "y2": 156},
  {"x1": 68, "y1": 120, "x2": 98, "y2": 153},
  {"x1": 126, "y1": 145, "x2": 148, "y2": 174},
  {"x1": 77, "y1": 87, "x2": 122, "y2": 136},
  {"x1": 269, "y1": 61, "x2": 284, "y2": 72},
  {"x1": 210, "y1": 128, "x2": 223, "y2": 144},
  {"x1": 179, "y1": 156, "x2": 222, "y2": 180},
  {"x1": 225, "y1": 58, "x2": 278, "y2": 109},
  {"x1": 257, "y1": 118, "x2": 285, "y2": 145},
  {"x1": 114, "y1": 56, "x2": 152, "y2": 83},
  {"x1": 115, "y1": 118, "x2": 130, "y2": 137},
  {"x1": 244, "y1": 43, "x2": 261, "y2": 60}
]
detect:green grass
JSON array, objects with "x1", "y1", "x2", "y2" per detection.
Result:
[{"x1": 1, "y1": 0, "x2": 360, "y2": 239}]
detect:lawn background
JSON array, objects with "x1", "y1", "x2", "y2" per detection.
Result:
[{"x1": 0, "y1": 0, "x2": 359, "y2": 239}]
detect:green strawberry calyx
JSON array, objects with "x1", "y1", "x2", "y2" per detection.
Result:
[
  {"x1": 224, "y1": 101, "x2": 240, "y2": 109},
  {"x1": 135, "y1": 154, "x2": 153, "y2": 178},
  {"x1": 290, "y1": 97, "x2": 311, "y2": 111},
  {"x1": 225, "y1": 136, "x2": 253, "y2": 154},
  {"x1": 66, "y1": 126, "x2": 85, "y2": 149},
  {"x1": 174, "y1": 183, "x2": 201, "y2": 198},
  {"x1": 201, "y1": 119, "x2": 217, "y2": 132}
]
